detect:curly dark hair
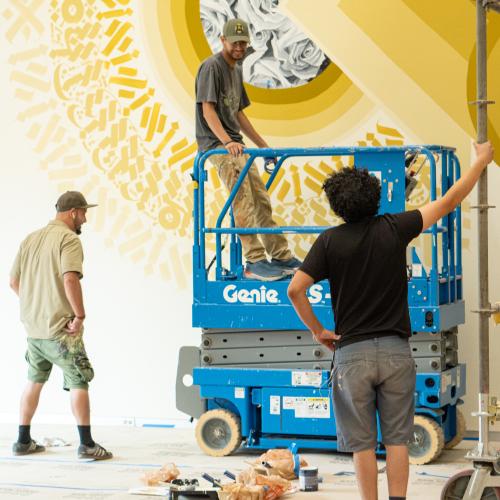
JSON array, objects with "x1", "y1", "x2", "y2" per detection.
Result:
[{"x1": 322, "y1": 167, "x2": 381, "y2": 223}]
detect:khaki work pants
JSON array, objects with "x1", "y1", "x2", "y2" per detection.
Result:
[{"x1": 210, "y1": 154, "x2": 292, "y2": 263}]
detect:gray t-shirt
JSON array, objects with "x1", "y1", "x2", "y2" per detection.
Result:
[{"x1": 195, "y1": 52, "x2": 251, "y2": 152}]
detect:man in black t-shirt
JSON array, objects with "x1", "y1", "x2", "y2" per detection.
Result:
[{"x1": 288, "y1": 142, "x2": 494, "y2": 500}]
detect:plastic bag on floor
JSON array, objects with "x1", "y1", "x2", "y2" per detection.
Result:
[
  {"x1": 253, "y1": 449, "x2": 307, "y2": 480},
  {"x1": 141, "y1": 463, "x2": 180, "y2": 486},
  {"x1": 217, "y1": 483, "x2": 265, "y2": 500},
  {"x1": 236, "y1": 469, "x2": 291, "y2": 500}
]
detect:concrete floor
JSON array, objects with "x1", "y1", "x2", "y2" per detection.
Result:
[{"x1": 0, "y1": 423, "x2": 495, "y2": 499}]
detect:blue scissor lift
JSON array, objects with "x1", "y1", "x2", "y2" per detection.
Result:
[{"x1": 176, "y1": 146, "x2": 466, "y2": 464}]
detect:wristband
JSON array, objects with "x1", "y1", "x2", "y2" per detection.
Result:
[
  {"x1": 75, "y1": 315, "x2": 85, "y2": 320},
  {"x1": 223, "y1": 140, "x2": 234, "y2": 146}
]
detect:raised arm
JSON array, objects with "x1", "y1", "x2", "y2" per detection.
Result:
[{"x1": 419, "y1": 141, "x2": 494, "y2": 231}]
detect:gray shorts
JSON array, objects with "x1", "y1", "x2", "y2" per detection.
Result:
[{"x1": 332, "y1": 335, "x2": 416, "y2": 453}]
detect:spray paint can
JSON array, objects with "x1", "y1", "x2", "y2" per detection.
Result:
[{"x1": 299, "y1": 466, "x2": 319, "y2": 491}]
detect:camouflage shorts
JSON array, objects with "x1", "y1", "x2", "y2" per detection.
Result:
[{"x1": 25, "y1": 333, "x2": 94, "y2": 391}]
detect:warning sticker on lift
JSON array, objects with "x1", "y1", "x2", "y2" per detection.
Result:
[
  {"x1": 291, "y1": 371, "x2": 322, "y2": 387},
  {"x1": 283, "y1": 397, "x2": 330, "y2": 419},
  {"x1": 235, "y1": 387, "x2": 245, "y2": 399},
  {"x1": 270, "y1": 395, "x2": 280, "y2": 415}
]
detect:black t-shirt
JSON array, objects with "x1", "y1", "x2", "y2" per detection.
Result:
[{"x1": 300, "y1": 210, "x2": 423, "y2": 347}]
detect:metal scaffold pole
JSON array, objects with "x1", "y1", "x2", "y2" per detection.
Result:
[
  {"x1": 441, "y1": 2, "x2": 500, "y2": 498},
  {"x1": 473, "y1": 0, "x2": 492, "y2": 459}
]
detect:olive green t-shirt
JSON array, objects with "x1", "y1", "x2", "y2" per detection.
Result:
[{"x1": 10, "y1": 220, "x2": 84, "y2": 339}]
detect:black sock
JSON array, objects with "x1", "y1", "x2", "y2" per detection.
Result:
[
  {"x1": 389, "y1": 497, "x2": 406, "y2": 500},
  {"x1": 18, "y1": 425, "x2": 31, "y2": 444},
  {"x1": 77, "y1": 425, "x2": 95, "y2": 447}
]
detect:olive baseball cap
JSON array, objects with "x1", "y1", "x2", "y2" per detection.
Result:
[
  {"x1": 55, "y1": 191, "x2": 97, "y2": 212},
  {"x1": 223, "y1": 19, "x2": 250, "y2": 43}
]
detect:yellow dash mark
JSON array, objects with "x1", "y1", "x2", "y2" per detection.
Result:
[
  {"x1": 95, "y1": 88, "x2": 103, "y2": 105},
  {"x1": 109, "y1": 101, "x2": 117, "y2": 121},
  {"x1": 63, "y1": 154, "x2": 81, "y2": 166},
  {"x1": 304, "y1": 177, "x2": 322, "y2": 195},
  {"x1": 130, "y1": 134, "x2": 138, "y2": 157},
  {"x1": 180, "y1": 158, "x2": 194, "y2": 173},
  {"x1": 85, "y1": 93, "x2": 94, "y2": 116},
  {"x1": 170, "y1": 245, "x2": 187, "y2": 289},
  {"x1": 168, "y1": 142, "x2": 198, "y2": 167},
  {"x1": 89, "y1": 24, "x2": 100, "y2": 38},
  {"x1": 118, "y1": 229, "x2": 152, "y2": 256},
  {"x1": 119, "y1": 89, "x2": 135, "y2": 98},
  {"x1": 111, "y1": 53, "x2": 135, "y2": 66},
  {"x1": 376, "y1": 123, "x2": 404, "y2": 138},
  {"x1": 26, "y1": 62, "x2": 46, "y2": 76},
  {"x1": 53, "y1": 127, "x2": 65, "y2": 142},
  {"x1": 153, "y1": 122, "x2": 179, "y2": 158},
  {"x1": 15, "y1": 88, "x2": 34, "y2": 101},
  {"x1": 145, "y1": 233, "x2": 167, "y2": 275},
  {"x1": 152, "y1": 163, "x2": 162, "y2": 181},
  {"x1": 119, "y1": 37, "x2": 133, "y2": 52},
  {"x1": 268, "y1": 168, "x2": 284, "y2": 196},
  {"x1": 318, "y1": 161, "x2": 333, "y2": 175},
  {"x1": 304, "y1": 163, "x2": 325, "y2": 184},
  {"x1": 99, "y1": 108, "x2": 106, "y2": 130},
  {"x1": 158, "y1": 114, "x2": 166, "y2": 134},
  {"x1": 41, "y1": 143, "x2": 70, "y2": 169},
  {"x1": 90, "y1": 59, "x2": 102, "y2": 80},
  {"x1": 145, "y1": 102, "x2": 161, "y2": 142},
  {"x1": 104, "y1": 19, "x2": 120, "y2": 38},
  {"x1": 130, "y1": 92, "x2": 151, "y2": 110},
  {"x1": 386, "y1": 138, "x2": 404, "y2": 146},
  {"x1": 106, "y1": 209, "x2": 134, "y2": 248},
  {"x1": 290, "y1": 165, "x2": 302, "y2": 199},
  {"x1": 34, "y1": 115, "x2": 60, "y2": 153},
  {"x1": 8, "y1": 46, "x2": 47, "y2": 64},
  {"x1": 171, "y1": 138, "x2": 187, "y2": 154},
  {"x1": 209, "y1": 167, "x2": 221, "y2": 189},
  {"x1": 11, "y1": 71, "x2": 50, "y2": 92},
  {"x1": 118, "y1": 66, "x2": 137, "y2": 77},
  {"x1": 27, "y1": 123, "x2": 41, "y2": 141},
  {"x1": 124, "y1": 219, "x2": 143, "y2": 238},
  {"x1": 140, "y1": 107, "x2": 151, "y2": 128},
  {"x1": 17, "y1": 100, "x2": 56, "y2": 121},
  {"x1": 277, "y1": 180, "x2": 291, "y2": 201},
  {"x1": 146, "y1": 172, "x2": 159, "y2": 196},
  {"x1": 119, "y1": 117, "x2": 127, "y2": 141},
  {"x1": 109, "y1": 76, "x2": 147, "y2": 89},
  {"x1": 48, "y1": 165, "x2": 88, "y2": 180},
  {"x1": 97, "y1": 8, "x2": 133, "y2": 19},
  {"x1": 130, "y1": 248, "x2": 146, "y2": 263},
  {"x1": 81, "y1": 43, "x2": 96, "y2": 60}
]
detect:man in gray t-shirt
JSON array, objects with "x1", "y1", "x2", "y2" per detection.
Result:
[{"x1": 195, "y1": 18, "x2": 301, "y2": 281}]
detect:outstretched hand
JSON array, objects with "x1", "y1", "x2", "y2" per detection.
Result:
[
  {"x1": 474, "y1": 141, "x2": 494, "y2": 164},
  {"x1": 313, "y1": 329, "x2": 341, "y2": 352}
]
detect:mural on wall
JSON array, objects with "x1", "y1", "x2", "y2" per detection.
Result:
[
  {"x1": 3, "y1": 0, "x2": 499, "y2": 287},
  {"x1": 200, "y1": 0, "x2": 330, "y2": 89}
]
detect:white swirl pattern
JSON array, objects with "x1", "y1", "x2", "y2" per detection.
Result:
[{"x1": 200, "y1": 0, "x2": 330, "y2": 89}]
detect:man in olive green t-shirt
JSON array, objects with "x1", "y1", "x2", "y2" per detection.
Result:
[{"x1": 10, "y1": 191, "x2": 112, "y2": 460}]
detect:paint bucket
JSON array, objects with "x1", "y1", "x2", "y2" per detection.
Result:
[{"x1": 299, "y1": 466, "x2": 319, "y2": 492}]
